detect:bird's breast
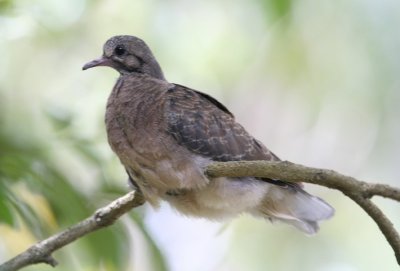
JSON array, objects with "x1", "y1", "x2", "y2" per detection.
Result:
[
  {"x1": 105, "y1": 76, "x2": 166, "y2": 156},
  {"x1": 104, "y1": 76, "x2": 209, "y2": 204}
]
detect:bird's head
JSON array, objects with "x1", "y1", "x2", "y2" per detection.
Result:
[{"x1": 83, "y1": 35, "x2": 165, "y2": 80}]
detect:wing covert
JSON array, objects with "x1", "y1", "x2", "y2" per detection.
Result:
[{"x1": 165, "y1": 84, "x2": 278, "y2": 162}]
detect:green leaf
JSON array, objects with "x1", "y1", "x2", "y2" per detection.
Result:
[
  {"x1": 0, "y1": 183, "x2": 14, "y2": 226},
  {"x1": 6, "y1": 190, "x2": 44, "y2": 236},
  {"x1": 261, "y1": 0, "x2": 292, "y2": 21}
]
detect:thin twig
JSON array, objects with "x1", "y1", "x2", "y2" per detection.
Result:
[
  {"x1": 1, "y1": 160, "x2": 399, "y2": 270},
  {"x1": 344, "y1": 192, "x2": 400, "y2": 264}
]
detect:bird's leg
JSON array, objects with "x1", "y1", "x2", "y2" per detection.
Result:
[{"x1": 125, "y1": 168, "x2": 141, "y2": 192}]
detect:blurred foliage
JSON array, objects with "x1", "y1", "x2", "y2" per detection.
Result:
[
  {"x1": 261, "y1": 0, "x2": 292, "y2": 21},
  {"x1": 0, "y1": 0, "x2": 399, "y2": 271},
  {"x1": 0, "y1": 0, "x2": 12, "y2": 13},
  {"x1": 0, "y1": 104, "x2": 166, "y2": 270}
]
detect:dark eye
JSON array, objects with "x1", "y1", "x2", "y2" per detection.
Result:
[{"x1": 114, "y1": 45, "x2": 126, "y2": 56}]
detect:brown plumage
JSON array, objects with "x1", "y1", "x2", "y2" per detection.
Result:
[{"x1": 83, "y1": 35, "x2": 334, "y2": 234}]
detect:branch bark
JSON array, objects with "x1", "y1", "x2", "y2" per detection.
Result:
[
  {"x1": 1, "y1": 160, "x2": 399, "y2": 271},
  {"x1": 205, "y1": 161, "x2": 400, "y2": 265},
  {"x1": 0, "y1": 191, "x2": 145, "y2": 271}
]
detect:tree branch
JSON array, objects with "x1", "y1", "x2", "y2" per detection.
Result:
[
  {"x1": 1, "y1": 160, "x2": 399, "y2": 270},
  {"x1": 205, "y1": 160, "x2": 400, "y2": 265},
  {"x1": 0, "y1": 190, "x2": 145, "y2": 271}
]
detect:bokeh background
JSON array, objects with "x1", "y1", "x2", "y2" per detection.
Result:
[{"x1": 1, "y1": 0, "x2": 400, "y2": 270}]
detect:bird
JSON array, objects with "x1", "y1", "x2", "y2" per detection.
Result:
[{"x1": 83, "y1": 35, "x2": 334, "y2": 234}]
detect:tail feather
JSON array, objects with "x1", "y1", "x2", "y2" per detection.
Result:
[
  {"x1": 272, "y1": 218, "x2": 320, "y2": 234},
  {"x1": 258, "y1": 186, "x2": 334, "y2": 234}
]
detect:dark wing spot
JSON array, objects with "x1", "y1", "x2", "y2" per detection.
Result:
[{"x1": 167, "y1": 86, "x2": 175, "y2": 93}]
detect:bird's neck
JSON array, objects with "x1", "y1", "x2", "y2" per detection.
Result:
[
  {"x1": 144, "y1": 59, "x2": 166, "y2": 80},
  {"x1": 119, "y1": 60, "x2": 166, "y2": 81}
]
